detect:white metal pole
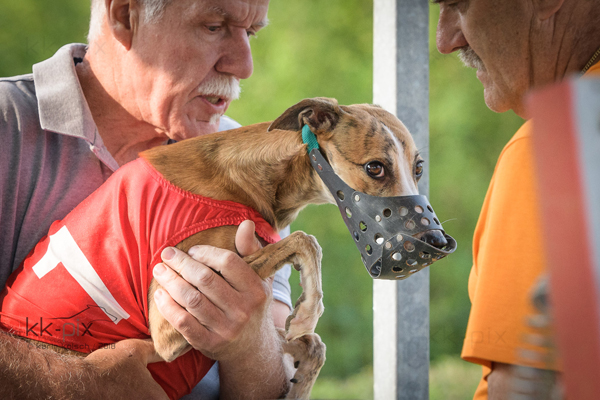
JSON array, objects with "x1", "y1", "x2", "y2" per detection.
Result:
[{"x1": 373, "y1": 1, "x2": 430, "y2": 399}]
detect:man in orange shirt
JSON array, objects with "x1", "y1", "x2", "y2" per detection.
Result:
[{"x1": 433, "y1": 0, "x2": 600, "y2": 398}]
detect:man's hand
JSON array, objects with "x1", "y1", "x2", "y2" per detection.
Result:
[
  {"x1": 152, "y1": 221, "x2": 272, "y2": 361},
  {"x1": 0, "y1": 332, "x2": 167, "y2": 400},
  {"x1": 152, "y1": 220, "x2": 289, "y2": 398},
  {"x1": 488, "y1": 362, "x2": 561, "y2": 399}
]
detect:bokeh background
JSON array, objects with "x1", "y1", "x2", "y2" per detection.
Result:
[{"x1": 0, "y1": 0, "x2": 525, "y2": 398}]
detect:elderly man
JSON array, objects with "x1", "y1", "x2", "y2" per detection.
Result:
[
  {"x1": 0, "y1": 0, "x2": 294, "y2": 399},
  {"x1": 434, "y1": 0, "x2": 600, "y2": 398}
]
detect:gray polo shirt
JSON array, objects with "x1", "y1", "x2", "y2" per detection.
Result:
[{"x1": 0, "y1": 43, "x2": 291, "y2": 309}]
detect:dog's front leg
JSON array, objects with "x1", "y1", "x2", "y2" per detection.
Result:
[
  {"x1": 244, "y1": 230, "x2": 324, "y2": 340},
  {"x1": 243, "y1": 230, "x2": 326, "y2": 399},
  {"x1": 148, "y1": 279, "x2": 191, "y2": 362}
]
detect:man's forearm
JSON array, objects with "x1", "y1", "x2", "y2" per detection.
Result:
[
  {"x1": 0, "y1": 331, "x2": 167, "y2": 400},
  {"x1": 0, "y1": 331, "x2": 93, "y2": 399},
  {"x1": 218, "y1": 317, "x2": 291, "y2": 400}
]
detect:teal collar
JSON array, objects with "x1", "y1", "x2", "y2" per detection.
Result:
[{"x1": 302, "y1": 125, "x2": 320, "y2": 153}]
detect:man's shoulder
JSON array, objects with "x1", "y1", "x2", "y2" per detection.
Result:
[
  {"x1": 495, "y1": 120, "x2": 533, "y2": 164},
  {"x1": 0, "y1": 74, "x2": 45, "y2": 164},
  {"x1": 0, "y1": 74, "x2": 38, "y2": 117},
  {"x1": 0, "y1": 73, "x2": 34, "y2": 84}
]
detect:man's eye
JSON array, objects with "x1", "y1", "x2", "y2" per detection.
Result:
[
  {"x1": 365, "y1": 161, "x2": 385, "y2": 179},
  {"x1": 206, "y1": 25, "x2": 221, "y2": 33},
  {"x1": 246, "y1": 30, "x2": 257, "y2": 38},
  {"x1": 415, "y1": 160, "x2": 424, "y2": 180}
]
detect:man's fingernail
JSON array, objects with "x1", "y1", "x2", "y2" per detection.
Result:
[
  {"x1": 154, "y1": 289, "x2": 164, "y2": 300},
  {"x1": 154, "y1": 263, "x2": 166, "y2": 276},
  {"x1": 188, "y1": 246, "x2": 199, "y2": 257},
  {"x1": 162, "y1": 247, "x2": 175, "y2": 261}
]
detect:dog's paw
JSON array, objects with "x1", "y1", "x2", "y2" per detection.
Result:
[
  {"x1": 150, "y1": 318, "x2": 191, "y2": 362},
  {"x1": 283, "y1": 333, "x2": 326, "y2": 400},
  {"x1": 154, "y1": 338, "x2": 191, "y2": 362}
]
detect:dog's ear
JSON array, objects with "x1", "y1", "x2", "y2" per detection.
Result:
[{"x1": 268, "y1": 97, "x2": 343, "y2": 136}]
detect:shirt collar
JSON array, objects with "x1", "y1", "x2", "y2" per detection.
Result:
[
  {"x1": 33, "y1": 43, "x2": 119, "y2": 171},
  {"x1": 585, "y1": 61, "x2": 600, "y2": 75}
]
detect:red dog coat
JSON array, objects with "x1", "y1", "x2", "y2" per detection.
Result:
[{"x1": 0, "y1": 157, "x2": 280, "y2": 399}]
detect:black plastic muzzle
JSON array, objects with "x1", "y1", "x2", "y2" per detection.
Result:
[{"x1": 308, "y1": 148, "x2": 457, "y2": 280}]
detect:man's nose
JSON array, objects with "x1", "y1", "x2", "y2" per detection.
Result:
[
  {"x1": 436, "y1": 7, "x2": 468, "y2": 54},
  {"x1": 216, "y1": 27, "x2": 254, "y2": 80}
]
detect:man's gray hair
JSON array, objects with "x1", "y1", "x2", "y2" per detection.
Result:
[{"x1": 88, "y1": 0, "x2": 172, "y2": 42}]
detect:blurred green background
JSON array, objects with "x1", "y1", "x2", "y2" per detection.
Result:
[{"x1": 0, "y1": 0, "x2": 525, "y2": 398}]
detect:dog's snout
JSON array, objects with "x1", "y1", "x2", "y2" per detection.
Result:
[{"x1": 417, "y1": 230, "x2": 448, "y2": 249}]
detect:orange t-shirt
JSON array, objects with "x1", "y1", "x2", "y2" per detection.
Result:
[{"x1": 462, "y1": 62, "x2": 600, "y2": 400}]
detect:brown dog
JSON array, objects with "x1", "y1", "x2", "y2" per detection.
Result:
[{"x1": 0, "y1": 97, "x2": 448, "y2": 399}]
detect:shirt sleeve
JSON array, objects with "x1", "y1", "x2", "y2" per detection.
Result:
[
  {"x1": 273, "y1": 226, "x2": 293, "y2": 310},
  {"x1": 218, "y1": 115, "x2": 242, "y2": 131},
  {"x1": 461, "y1": 121, "x2": 556, "y2": 371}
]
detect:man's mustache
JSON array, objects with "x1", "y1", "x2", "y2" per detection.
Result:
[
  {"x1": 458, "y1": 46, "x2": 486, "y2": 71},
  {"x1": 197, "y1": 75, "x2": 241, "y2": 102}
]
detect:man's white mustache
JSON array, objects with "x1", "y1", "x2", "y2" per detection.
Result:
[
  {"x1": 197, "y1": 75, "x2": 241, "y2": 101},
  {"x1": 458, "y1": 47, "x2": 486, "y2": 71}
]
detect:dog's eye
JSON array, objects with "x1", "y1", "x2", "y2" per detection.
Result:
[
  {"x1": 415, "y1": 160, "x2": 424, "y2": 180},
  {"x1": 365, "y1": 161, "x2": 385, "y2": 179}
]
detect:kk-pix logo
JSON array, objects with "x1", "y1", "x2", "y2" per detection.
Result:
[{"x1": 25, "y1": 304, "x2": 118, "y2": 343}]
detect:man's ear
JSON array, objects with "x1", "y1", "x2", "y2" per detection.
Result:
[
  {"x1": 268, "y1": 97, "x2": 344, "y2": 138},
  {"x1": 106, "y1": 0, "x2": 140, "y2": 50},
  {"x1": 534, "y1": 0, "x2": 565, "y2": 21}
]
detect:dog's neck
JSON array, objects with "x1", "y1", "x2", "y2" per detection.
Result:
[{"x1": 142, "y1": 122, "x2": 331, "y2": 231}]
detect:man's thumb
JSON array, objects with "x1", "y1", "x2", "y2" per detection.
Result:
[{"x1": 235, "y1": 220, "x2": 263, "y2": 257}]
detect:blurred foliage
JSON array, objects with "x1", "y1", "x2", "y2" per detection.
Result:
[
  {"x1": 0, "y1": 0, "x2": 89, "y2": 74},
  {"x1": 0, "y1": 0, "x2": 524, "y2": 386},
  {"x1": 429, "y1": 357, "x2": 482, "y2": 400}
]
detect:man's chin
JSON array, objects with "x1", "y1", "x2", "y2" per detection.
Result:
[
  {"x1": 195, "y1": 114, "x2": 223, "y2": 134},
  {"x1": 483, "y1": 88, "x2": 515, "y2": 115},
  {"x1": 171, "y1": 116, "x2": 222, "y2": 141}
]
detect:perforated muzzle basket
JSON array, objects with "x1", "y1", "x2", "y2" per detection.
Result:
[{"x1": 308, "y1": 148, "x2": 457, "y2": 280}]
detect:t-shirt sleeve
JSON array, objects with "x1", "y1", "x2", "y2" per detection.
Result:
[{"x1": 461, "y1": 122, "x2": 557, "y2": 372}]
